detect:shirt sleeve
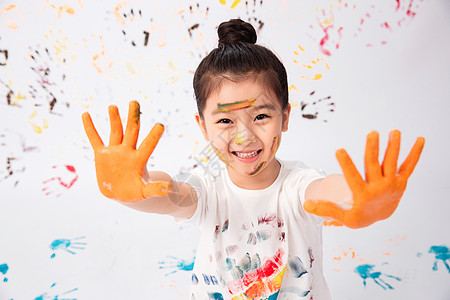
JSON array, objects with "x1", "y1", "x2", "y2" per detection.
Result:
[
  {"x1": 172, "y1": 168, "x2": 209, "y2": 225},
  {"x1": 284, "y1": 161, "x2": 327, "y2": 224},
  {"x1": 298, "y1": 168, "x2": 327, "y2": 206}
]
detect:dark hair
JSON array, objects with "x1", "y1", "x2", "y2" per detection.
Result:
[{"x1": 193, "y1": 19, "x2": 288, "y2": 118}]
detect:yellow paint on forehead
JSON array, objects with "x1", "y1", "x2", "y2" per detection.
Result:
[{"x1": 217, "y1": 98, "x2": 256, "y2": 112}]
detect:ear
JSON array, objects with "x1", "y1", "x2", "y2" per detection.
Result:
[
  {"x1": 282, "y1": 103, "x2": 291, "y2": 132},
  {"x1": 195, "y1": 112, "x2": 210, "y2": 141}
]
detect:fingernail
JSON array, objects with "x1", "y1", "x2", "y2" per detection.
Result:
[
  {"x1": 336, "y1": 148, "x2": 346, "y2": 155},
  {"x1": 390, "y1": 129, "x2": 400, "y2": 140}
]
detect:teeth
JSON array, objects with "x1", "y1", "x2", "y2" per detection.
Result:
[{"x1": 234, "y1": 150, "x2": 258, "y2": 158}]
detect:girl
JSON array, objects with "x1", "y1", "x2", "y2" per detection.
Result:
[{"x1": 82, "y1": 19, "x2": 424, "y2": 300}]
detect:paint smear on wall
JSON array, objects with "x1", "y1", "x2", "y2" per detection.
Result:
[
  {"x1": 28, "y1": 44, "x2": 71, "y2": 115},
  {"x1": 34, "y1": 282, "x2": 78, "y2": 300},
  {"x1": 179, "y1": 3, "x2": 210, "y2": 59},
  {"x1": 1, "y1": 156, "x2": 26, "y2": 187},
  {"x1": 293, "y1": 45, "x2": 330, "y2": 81},
  {"x1": 243, "y1": 0, "x2": 265, "y2": 33},
  {"x1": 219, "y1": 0, "x2": 241, "y2": 9},
  {"x1": 42, "y1": 164, "x2": 78, "y2": 197},
  {"x1": 299, "y1": 91, "x2": 335, "y2": 122},
  {"x1": 0, "y1": 263, "x2": 9, "y2": 282},
  {"x1": 307, "y1": 1, "x2": 424, "y2": 53},
  {"x1": 0, "y1": 130, "x2": 38, "y2": 187}
]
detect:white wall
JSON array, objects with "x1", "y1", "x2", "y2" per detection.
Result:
[{"x1": 0, "y1": 0, "x2": 449, "y2": 299}]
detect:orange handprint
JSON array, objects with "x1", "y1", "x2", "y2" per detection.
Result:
[
  {"x1": 304, "y1": 130, "x2": 425, "y2": 229},
  {"x1": 82, "y1": 101, "x2": 171, "y2": 202}
]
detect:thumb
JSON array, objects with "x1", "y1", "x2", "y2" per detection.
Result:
[
  {"x1": 143, "y1": 181, "x2": 172, "y2": 198},
  {"x1": 323, "y1": 220, "x2": 344, "y2": 227},
  {"x1": 303, "y1": 199, "x2": 346, "y2": 223}
]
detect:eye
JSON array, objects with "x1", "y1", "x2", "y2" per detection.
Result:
[
  {"x1": 217, "y1": 118, "x2": 233, "y2": 124},
  {"x1": 254, "y1": 114, "x2": 270, "y2": 121}
]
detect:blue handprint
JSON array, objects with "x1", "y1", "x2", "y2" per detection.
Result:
[
  {"x1": 50, "y1": 236, "x2": 86, "y2": 258},
  {"x1": 354, "y1": 264, "x2": 401, "y2": 290},
  {"x1": 158, "y1": 255, "x2": 195, "y2": 276},
  {"x1": 428, "y1": 245, "x2": 450, "y2": 273}
]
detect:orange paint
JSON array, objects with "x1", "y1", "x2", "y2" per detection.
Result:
[
  {"x1": 304, "y1": 130, "x2": 425, "y2": 228},
  {"x1": 218, "y1": 98, "x2": 256, "y2": 112},
  {"x1": 242, "y1": 266, "x2": 286, "y2": 298},
  {"x1": 6, "y1": 20, "x2": 18, "y2": 30},
  {"x1": 3, "y1": 4, "x2": 16, "y2": 11},
  {"x1": 82, "y1": 101, "x2": 171, "y2": 202},
  {"x1": 270, "y1": 136, "x2": 279, "y2": 155},
  {"x1": 113, "y1": 2, "x2": 127, "y2": 26}
]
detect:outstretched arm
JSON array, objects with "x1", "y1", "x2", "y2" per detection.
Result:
[
  {"x1": 82, "y1": 101, "x2": 197, "y2": 219},
  {"x1": 304, "y1": 130, "x2": 425, "y2": 229}
]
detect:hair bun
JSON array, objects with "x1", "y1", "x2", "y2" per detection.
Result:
[{"x1": 218, "y1": 19, "x2": 257, "y2": 46}]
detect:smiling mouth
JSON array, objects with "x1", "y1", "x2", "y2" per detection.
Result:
[{"x1": 231, "y1": 149, "x2": 262, "y2": 159}]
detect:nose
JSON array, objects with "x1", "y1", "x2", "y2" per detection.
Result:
[{"x1": 233, "y1": 125, "x2": 256, "y2": 145}]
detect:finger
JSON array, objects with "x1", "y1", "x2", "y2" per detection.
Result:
[
  {"x1": 138, "y1": 123, "x2": 165, "y2": 161},
  {"x1": 336, "y1": 148, "x2": 365, "y2": 192},
  {"x1": 143, "y1": 181, "x2": 172, "y2": 198},
  {"x1": 108, "y1": 105, "x2": 123, "y2": 146},
  {"x1": 82, "y1": 112, "x2": 104, "y2": 149},
  {"x1": 123, "y1": 101, "x2": 141, "y2": 148},
  {"x1": 398, "y1": 136, "x2": 425, "y2": 178},
  {"x1": 382, "y1": 130, "x2": 401, "y2": 177},
  {"x1": 364, "y1": 131, "x2": 382, "y2": 182},
  {"x1": 303, "y1": 199, "x2": 346, "y2": 224}
]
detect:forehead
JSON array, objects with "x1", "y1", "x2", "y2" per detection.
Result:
[{"x1": 205, "y1": 77, "x2": 281, "y2": 112}]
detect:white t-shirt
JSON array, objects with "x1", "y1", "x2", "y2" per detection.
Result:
[{"x1": 184, "y1": 159, "x2": 331, "y2": 300}]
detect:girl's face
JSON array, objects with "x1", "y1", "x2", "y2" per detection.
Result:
[{"x1": 195, "y1": 77, "x2": 290, "y2": 188}]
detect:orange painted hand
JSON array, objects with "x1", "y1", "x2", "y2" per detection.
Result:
[
  {"x1": 304, "y1": 130, "x2": 425, "y2": 229},
  {"x1": 82, "y1": 101, "x2": 171, "y2": 202}
]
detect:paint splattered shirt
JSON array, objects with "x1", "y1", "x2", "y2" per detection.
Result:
[{"x1": 185, "y1": 159, "x2": 332, "y2": 300}]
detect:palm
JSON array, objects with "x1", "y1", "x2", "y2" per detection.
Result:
[
  {"x1": 82, "y1": 101, "x2": 170, "y2": 202},
  {"x1": 305, "y1": 130, "x2": 425, "y2": 228}
]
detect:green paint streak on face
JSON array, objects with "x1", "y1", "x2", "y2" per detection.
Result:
[
  {"x1": 249, "y1": 161, "x2": 266, "y2": 176},
  {"x1": 217, "y1": 98, "x2": 256, "y2": 112}
]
